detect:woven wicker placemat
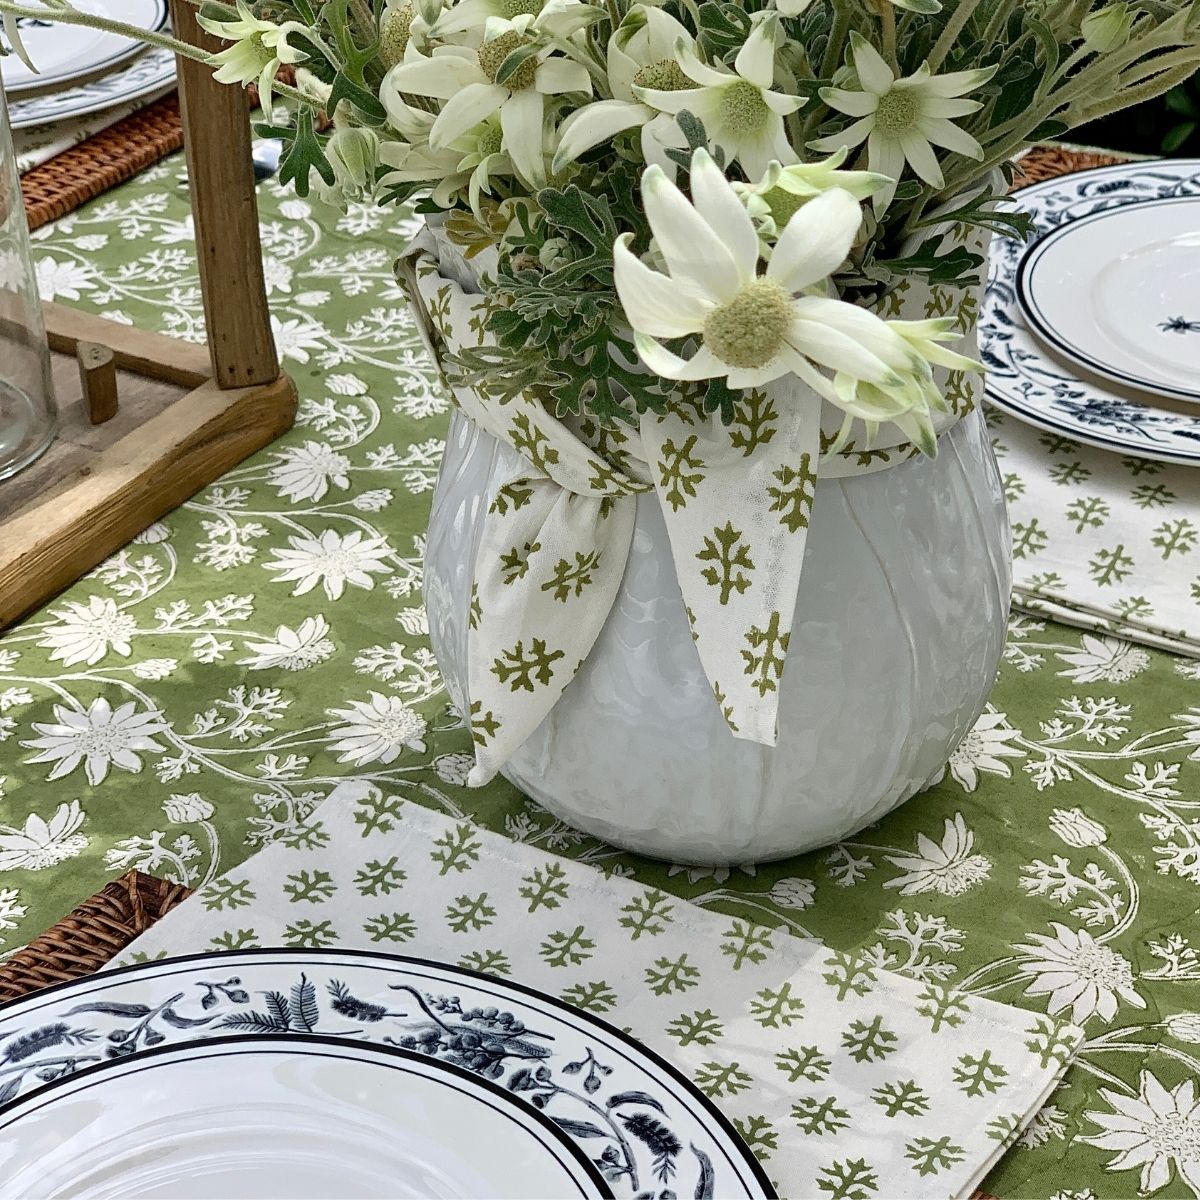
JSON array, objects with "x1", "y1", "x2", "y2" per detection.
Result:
[
  {"x1": 19, "y1": 93, "x2": 184, "y2": 232},
  {"x1": 17, "y1": 68, "x2": 308, "y2": 232},
  {"x1": 0, "y1": 870, "x2": 191, "y2": 1004}
]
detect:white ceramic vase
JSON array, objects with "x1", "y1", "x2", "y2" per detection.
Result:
[{"x1": 425, "y1": 396, "x2": 1011, "y2": 865}]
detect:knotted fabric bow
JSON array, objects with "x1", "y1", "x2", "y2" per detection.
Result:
[{"x1": 399, "y1": 229, "x2": 981, "y2": 786}]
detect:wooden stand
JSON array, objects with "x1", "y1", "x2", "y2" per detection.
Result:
[{"x1": 0, "y1": 0, "x2": 296, "y2": 629}]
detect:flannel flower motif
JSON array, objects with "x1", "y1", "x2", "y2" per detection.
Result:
[
  {"x1": 613, "y1": 150, "x2": 960, "y2": 449},
  {"x1": 0, "y1": 801, "x2": 87, "y2": 871},
  {"x1": 945, "y1": 708, "x2": 1024, "y2": 789},
  {"x1": 21, "y1": 698, "x2": 168, "y2": 786},
  {"x1": 1013, "y1": 923, "x2": 1146, "y2": 1023},
  {"x1": 813, "y1": 32, "x2": 994, "y2": 210},
  {"x1": 326, "y1": 693, "x2": 429, "y2": 765},
  {"x1": 1082, "y1": 1070, "x2": 1200, "y2": 1196},
  {"x1": 37, "y1": 595, "x2": 136, "y2": 667},
  {"x1": 387, "y1": 9, "x2": 593, "y2": 189},
  {"x1": 882, "y1": 812, "x2": 992, "y2": 896},
  {"x1": 197, "y1": 1, "x2": 308, "y2": 112},
  {"x1": 634, "y1": 15, "x2": 804, "y2": 179},
  {"x1": 553, "y1": 4, "x2": 696, "y2": 173}
]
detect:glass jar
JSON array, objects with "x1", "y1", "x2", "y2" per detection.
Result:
[{"x1": 0, "y1": 87, "x2": 56, "y2": 482}]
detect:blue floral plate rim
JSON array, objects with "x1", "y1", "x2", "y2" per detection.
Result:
[
  {"x1": 983, "y1": 157, "x2": 1200, "y2": 466},
  {"x1": 0, "y1": 947, "x2": 775, "y2": 1200},
  {"x1": 1015, "y1": 193, "x2": 1200, "y2": 404}
]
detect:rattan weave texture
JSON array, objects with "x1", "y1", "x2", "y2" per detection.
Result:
[
  {"x1": 0, "y1": 870, "x2": 191, "y2": 1004},
  {"x1": 19, "y1": 94, "x2": 184, "y2": 232}
]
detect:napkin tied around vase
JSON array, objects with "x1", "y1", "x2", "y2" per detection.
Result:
[
  {"x1": 398, "y1": 229, "x2": 984, "y2": 784},
  {"x1": 115, "y1": 784, "x2": 1082, "y2": 1200}
]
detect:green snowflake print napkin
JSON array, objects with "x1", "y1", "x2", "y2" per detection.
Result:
[
  {"x1": 995, "y1": 409, "x2": 1200, "y2": 657},
  {"x1": 117, "y1": 784, "x2": 1083, "y2": 1199}
]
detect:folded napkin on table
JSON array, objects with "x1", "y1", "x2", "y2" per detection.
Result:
[
  {"x1": 117, "y1": 783, "x2": 1082, "y2": 1198},
  {"x1": 993, "y1": 407, "x2": 1200, "y2": 656}
]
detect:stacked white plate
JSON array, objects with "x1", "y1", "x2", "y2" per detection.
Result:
[
  {"x1": 0, "y1": 950, "x2": 773, "y2": 1200},
  {"x1": 983, "y1": 158, "x2": 1200, "y2": 465},
  {"x1": 2, "y1": 0, "x2": 174, "y2": 130}
]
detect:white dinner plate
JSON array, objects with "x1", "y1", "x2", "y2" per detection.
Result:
[
  {"x1": 1017, "y1": 195, "x2": 1200, "y2": 402},
  {"x1": 0, "y1": 1, "x2": 168, "y2": 95},
  {"x1": 0, "y1": 950, "x2": 773, "y2": 1200},
  {"x1": 982, "y1": 159, "x2": 1200, "y2": 465},
  {"x1": 6, "y1": 45, "x2": 175, "y2": 130},
  {"x1": 0, "y1": 1037, "x2": 608, "y2": 1199}
]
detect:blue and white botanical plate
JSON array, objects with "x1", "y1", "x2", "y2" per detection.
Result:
[
  {"x1": 0, "y1": 1036, "x2": 609, "y2": 1199},
  {"x1": 6, "y1": 45, "x2": 175, "y2": 131},
  {"x1": 0, "y1": 950, "x2": 773, "y2": 1200},
  {"x1": 1017, "y1": 195, "x2": 1200, "y2": 402},
  {"x1": 984, "y1": 158, "x2": 1200, "y2": 465},
  {"x1": 0, "y1": 0, "x2": 168, "y2": 96}
]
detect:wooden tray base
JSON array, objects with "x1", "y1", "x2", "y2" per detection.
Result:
[{"x1": 0, "y1": 303, "x2": 296, "y2": 629}]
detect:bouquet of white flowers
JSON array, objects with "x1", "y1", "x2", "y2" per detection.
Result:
[{"x1": 4, "y1": 0, "x2": 1197, "y2": 449}]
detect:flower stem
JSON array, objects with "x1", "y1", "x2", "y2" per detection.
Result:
[
  {"x1": 927, "y1": 0, "x2": 983, "y2": 72},
  {"x1": 0, "y1": 1, "x2": 212, "y2": 64}
]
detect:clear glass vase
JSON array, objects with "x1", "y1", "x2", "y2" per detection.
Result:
[{"x1": 0, "y1": 88, "x2": 56, "y2": 482}]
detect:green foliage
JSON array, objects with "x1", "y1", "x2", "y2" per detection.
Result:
[{"x1": 462, "y1": 170, "x2": 673, "y2": 428}]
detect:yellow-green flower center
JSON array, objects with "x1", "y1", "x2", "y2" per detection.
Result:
[
  {"x1": 379, "y1": 4, "x2": 414, "y2": 69},
  {"x1": 703, "y1": 279, "x2": 791, "y2": 369},
  {"x1": 477, "y1": 125, "x2": 504, "y2": 157},
  {"x1": 873, "y1": 86, "x2": 919, "y2": 135},
  {"x1": 247, "y1": 32, "x2": 276, "y2": 70},
  {"x1": 478, "y1": 31, "x2": 538, "y2": 89},
  {"x1": 500, "y1": 0, "x2": 544, "y2": 16},
  {"x1": 632, "y1": 58, "x2": 691, "y2": 91},
  {"x1": 719, "y1": 80, "x2": 769, "y2": 136},
  {"x1": 761, "y1": 185, "x2": 805, "y2": 228}
]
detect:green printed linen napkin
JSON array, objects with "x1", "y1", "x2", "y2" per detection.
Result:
[
  {"x1": 117, "y1": 782, "x2": 1083, "y2": 1198},
  {"x1": 995, "y1": 408, "x2": 1200, "y2": 657}
]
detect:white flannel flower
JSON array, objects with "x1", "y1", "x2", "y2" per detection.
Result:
[
  {"x1": 613, "y1": 149, "x2": 932, "y2": 421},
  {"x1": 386, "y1": 15, "x2": 592, "y2": 189},
  {"x1": 813, "y1": 32, "x2": 993, "y2": 210},
  {"x1": 430, "y1": 0, "x2": 600, "y2": 42},
  {"x1": 733, "y1": 149, "x2": 892, "y2": 239},
  {"x1": 381, "y1": 87, "x2": 516, "y2": 215},
  {"x1": 634, "y1": 16, "x2": 804, "y2": 178},
  {"x1": 829, "y1": 314, "x2": 983, "y2": 454},
  {"x1": 553, "y1": 5, "x2": 695, "y2": 173},
  {"x1": 379, "y1": 0, "x2": 440, "y2": 66},
  {"x1": 197, "y1": 1, "x2": 309, "y2": 112},
  {"x1": 379, "y1": 97, "x2": 476, "y2": 206}
]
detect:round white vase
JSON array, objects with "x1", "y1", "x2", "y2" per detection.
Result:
[{"x1": 424, "y1": 400, "x2": 1011, "y2": 866}]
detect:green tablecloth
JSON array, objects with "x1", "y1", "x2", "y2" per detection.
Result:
[{"x1": 1, "y1": 153, "x2": 1198, "y2": 1199}]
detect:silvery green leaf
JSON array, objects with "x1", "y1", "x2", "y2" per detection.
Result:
[{"x1": 1, "y1": 13, "x2": 37, "y2": 71}]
